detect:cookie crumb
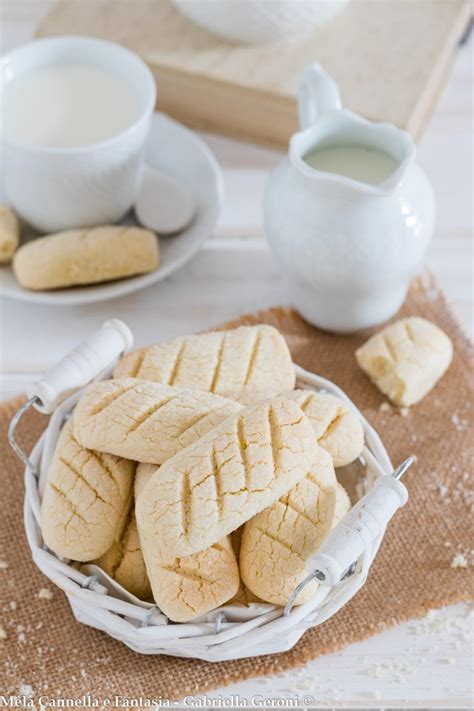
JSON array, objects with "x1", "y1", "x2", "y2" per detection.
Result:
[
  {"x1": 438, "y1": 656, "x2": 456, "y2": 665},
  {"x1": 38, "y1": 588, "x2": 54, "y2": 601},
  {"x1": 19, "y1": 684, "x2": 33, "y2": 698},
  {"x1": 452, "y1": 413, "x2": 469, "y2": 431},
  {"x1": 379, "y1": 402, "x2": 392, "y2": 412},
  {"x1": 451, "y1": 553, "x2": 468, "y2": 569},
  {"x1": 9, "y1": 601, "x2": 17, "y2": 610},
  {"x1": 399, "y1": 407, "x2": 410, "y2": 417},
  {"x1": 438, "y1": 483, "x2": 448, "y2": 498},
  {"x1": 0, "y1": 625, "x2": 7, "y2": 640}
]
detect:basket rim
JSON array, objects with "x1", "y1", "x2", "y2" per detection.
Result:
[{"x1": 22, "y1": 362, "x2": 393, "y2": 657}]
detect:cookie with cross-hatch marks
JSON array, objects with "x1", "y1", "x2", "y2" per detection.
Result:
[
  {"x1": 236, "y1": 478, "x2": 351, "y2": 605},
  {"x1": 227, "y1": 525, "x2": 264, "y2": 607},
  {"x1": 72, "y1": 378, "x2": 241, "y2": 465},
  {"x1": 93, "y1": 505, "x2": 152, "y2": 601},
  {"x1": 41, "y1": 419, "x2": 135, "y2": 562},
  {"x1": 240, "y1": 447, "x2": 338, "y2": 606},
  {"x1": 136, "y1": 397, "x2": 317, "y2": 564},
  {"x1": 355, "y1": 317, "x2": 453, "y2": 407},
  {"x1": 284, "y1": 390, "x2": 364, "y2": 467},
  {"x1": 133, "y1": 463, "x2": 239, "y2": 621},
  {"x1": 113, "y1": 325, "x2": 296, "y2": 402}
]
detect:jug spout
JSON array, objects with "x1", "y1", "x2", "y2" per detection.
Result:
[
  {"x1": 291, "y1": 112, "x2": 416, "y2": 196},
  {"x1": 295, "y1": 63, "x2": 416, "y2": 195},
  {"x1": 298, "y1": 63, "x2": 342, "y2": 130}
]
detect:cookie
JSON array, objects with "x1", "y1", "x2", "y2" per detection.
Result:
[
  {"x1": 285, "y1": 390, "x2": 364, "y2": 467},
  {"x1": 13, "y1": 225, "x2": 159, "y2": 290},
  {"x1": 136, "y1": 397, "x2": 317, "y2": 563},
  {"x1": 135, "y1": 463, "x2": 239, "y2": 621},
  {"x1": 333, "y1": 482, "x2": 351, "y2": 526},
  {"x1": 134, "y1": 462, "x2": 157, "y2": 500},
  {"x1": 0, "y1": 205, "x2": 20, "y2": 264},
  {"x1": 147, "y1": 537, "x2": 240, "y2": 622},
  {"x1": 93, "y1": 506, "x2": 151, "y2": 600},
  {"x1": 240, "y1": 448, "x2": 337, "y2": 606},
  {"x1": 41, "y1": 420, "x2": 135, "y2": 561},
  {"x1": 114, "y1": 325, "x2": 295, "y2": 402},
  {"x1": 227, "y1": 526, "x2": 262, "y2": 607},
  {"x1": 355, "y1": 317, "x2": 453, "y2": 406},
  {"x1": 73, "y1": 378, "x2": 241, "y2": 464}
]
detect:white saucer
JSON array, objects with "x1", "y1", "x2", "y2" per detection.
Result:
[{"x1": 0, "y1": 113, "x2": 224, "y2": 305}]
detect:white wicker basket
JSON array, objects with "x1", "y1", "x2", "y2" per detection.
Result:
[{"x1": 16, "y1": 321, "x2": 402, "y2": 662}]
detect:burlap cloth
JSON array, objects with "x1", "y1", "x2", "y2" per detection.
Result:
[{"x1": 1, "y1": 277, "x2": 472, "y2": 701}]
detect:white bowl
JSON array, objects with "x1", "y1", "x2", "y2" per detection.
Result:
[{"x1": 172, "y1": 0, "x2": 350, "y2": 45}]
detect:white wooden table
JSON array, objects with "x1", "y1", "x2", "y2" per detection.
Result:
[{"x1": 1, "y1": 3, "x2": 473, "y2": 707}]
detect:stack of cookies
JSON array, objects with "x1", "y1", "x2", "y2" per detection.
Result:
[{"x1": 40, "y1": 325, "x2": 364, "y2": 622}]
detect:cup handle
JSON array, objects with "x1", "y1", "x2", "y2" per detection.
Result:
[{"x1": 298, "y1": 63, "x2": 342, "y2": 130}]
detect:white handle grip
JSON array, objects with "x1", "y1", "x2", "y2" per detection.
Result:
[
  {"x1": 307, "y1": 476, "x2": 408, "y2": 586},
  {"x1": 27, "y1": 319, "x2": 133, "y2": 414}
]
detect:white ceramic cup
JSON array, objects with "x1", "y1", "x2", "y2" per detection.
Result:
[{"x1": 0, "y1": 37, "x2": 156, "y2": 233}]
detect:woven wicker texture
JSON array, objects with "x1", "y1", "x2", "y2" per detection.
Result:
[{"x1": 1, "y1": 277, "x2": 472, "y2": 699}]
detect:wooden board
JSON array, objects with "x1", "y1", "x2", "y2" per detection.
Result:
[{"x1": 37, "y1": 0, "x2": 470, "y2": 147}]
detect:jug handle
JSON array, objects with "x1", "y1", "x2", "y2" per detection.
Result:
[{"x1": 298, "y1": 63, "x2": 342, "y2": 130}]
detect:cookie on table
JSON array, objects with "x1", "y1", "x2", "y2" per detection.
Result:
[
  {"x1": 13, "y1": 225, "x2": 159, "y2": 290},
  {"x1": 355, "y1": 317, "x2": 453, "y2": 407}
]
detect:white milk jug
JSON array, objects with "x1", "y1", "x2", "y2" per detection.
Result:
[{"x1": 264, "y1": 63, "x2": 435, "y2": 333}]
